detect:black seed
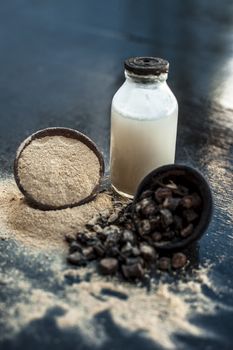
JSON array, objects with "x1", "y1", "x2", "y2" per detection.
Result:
[
  {"x1": 158, "y1": 257, "x2": 171, "y2": 271},
  {"x1": 76, "y1": 231, "x2": 94, "y2": 244},
  {"x1": 121, "y1": 230, "x2": 135, "y2": 244},
  {"x1": 181, "y1": 193, "x2": 201, "y2": 209},
  {"x1": 131, "y1": 247, "x2": 140, "y2": 256},
  {"x1": 69, "y1": 241, "x2": 83, "y2": 254},
  {"x1": 162, "y1": 197, "x2": 180, "y2": 211},
  {"x1": 182, "y1": 209, "x2": 199, "y2": 222},
  {"x1": 67, "y1": 252, "x2": 87, "y2": 266},
  {"x1": 94, "y1": 242, "x2": 106, "y2": 257},
  {"x1": 191, "y1": 193, "x2": 202, "y2": 208},
  {"x1": 101, "y1": 288, "x2": 128, "y2": 300},
  {"x1": 105, "y1": 231, "x2": 122, "y2": 248},
  {"x1": 141, "y1": 202, "x2": 157, "y2": 217},
  {"x1": 140, "y1": 244, "x2": 157, "y2": 261},
  {"x1": 124, "y1": 221, "x2": 136, "y2": 231},
  {"x1": 151, "y1": 232, "x2": 162, "y2": 242},
  {"x1": 140, "y1": 198, "x2": 152, "y2": 208},
  {"x1": 150, "y1": 216, "x2": 161, "y2": 230},
  {"x1": 181, "y1": 196, "x2": 193, "y2": 208},
  {"x1": 106, "y1": 246, "x2": 120, "y2": 257},
  {"x1": 121, "y1": 242, "x2": 133, "y2": 256},
  {"x1": 82, "y1": 247, "x2": 96, "y2": 260},
  {"x1": 125, "y1": 257, "x2": 144, "y2": 266},
  {"x1": 99, "y1": 258, "x2": 118, "y2": 275},
  {"x1": 160, "y1": 209, "x2": 173, "y2": 226},
  {"x1": 139, "y1": 190, "x2": 153, "y2": 200},
  {"x1": 135, "y1": 203, "x2": 142, "y2": 213},
  {"x1": 122, "y1": 263, "x2": 144, "y2": 279},
  {"x1": 137, "y1": 220, "x2": 152, "y2": 235},
  {"x1": 154, "y1": 187, "x2": 172, "y2": 203},
  {"x1": 180, "y1": 223, "x2": 193, "y2": 237},
  {"x1": 173, "y1": 215, "x2": 183, "y2": 230},
  {"x1": 172, "y1": 253, "x2": 187, "y2": 269}
]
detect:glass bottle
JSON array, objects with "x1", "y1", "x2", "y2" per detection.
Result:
[{"x1": 110, "y1": 57, "x2": 178, "y2": 198}]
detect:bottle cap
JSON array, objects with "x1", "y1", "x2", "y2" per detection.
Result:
[{"x1": 124, "y1": 57, "x2": 169, "y2": 76}]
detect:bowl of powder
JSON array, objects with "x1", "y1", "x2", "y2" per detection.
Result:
[{"x1": 14, "y1": 127, "x2": 104, "y2": 210}]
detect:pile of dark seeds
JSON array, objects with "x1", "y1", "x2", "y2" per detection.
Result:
[
  {"x1": 66, "y1": 181, "x2": 202, "y2": 280},
  {"x1": 135, "y1": 180, "x2": 202, "y2": 247}
]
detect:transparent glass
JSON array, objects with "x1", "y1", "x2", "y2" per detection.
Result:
[{"x1": 110, "y1": 70, "x2": 178, "y2": 198}]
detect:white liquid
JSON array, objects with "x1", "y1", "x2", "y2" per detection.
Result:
[{"x1": 110, "y1": 107, "x2": 178, "y2": 197}]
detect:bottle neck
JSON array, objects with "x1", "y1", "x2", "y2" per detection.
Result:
[{"x1": 125, "y1": 70, "x2": 168, "y2": 86}]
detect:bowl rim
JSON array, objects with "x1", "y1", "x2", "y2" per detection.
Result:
[{"x1": 14, "y1": 127, "x2": 105, "y2": 210}]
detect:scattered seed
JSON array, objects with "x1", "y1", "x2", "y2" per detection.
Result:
[
  {"x1": 94, "y1": 242, "x2": 105, "y2": 257},
  {"x1": 99, "y1": 258, "x2": 118, "y2": 275},
  {"x1": 125, "y1": 257, "x2": 144, "y2": 266},
  {"x1": 121, "y1": 242, "x2": 133, "y2": 256},
  {"x1": 172, "y1": 253, "x2": 187, "y2": 269},
  {"x1": 137, "y1": 219, "x2": 152, "y2": 235},
  {"x1": 122, "y1": 263, "x2": 144, "y2": 279},
  {"x1": 82, "y1": 247, "x2": 96, "y2": 260},
  {"x1": 140, "y1": 244, "x2": 157, "y2": 261},
  {"x1": 141, "y1": 202, "x2": 157, "y2": 217},
  {"x1": 121, "y1": 230, "x2": 135, "y2": 244},
  {"x1": 66, "y1": 178, "x2": 200, "y2": 281},
  {"x1": 69, "y1": 241, "x2": 83, "y2": 254},
  {"x1": 158, "y1": 257, "x2": 171, "y2": 271},
  {"x1": 67, "y1": 252, "x2": 87, "y2": 266}
]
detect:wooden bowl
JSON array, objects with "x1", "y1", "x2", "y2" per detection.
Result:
[
  {"x1": 14, "y1": 127, "x2": 105, "y2": 210},
  {"x1": 133, "y1": 164, "x2": 213, "y2": 251}
]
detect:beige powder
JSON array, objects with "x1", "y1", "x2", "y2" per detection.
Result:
[
  {"x1": 0, "y1": 178, "x2": 225, "y2": 349},
  {"x1": 17, "y1": 135, "x2": 101, "y2": 207},
  {"x1": 0, "y1": 178, "x2": 112, "y2": 250},
  {"x1": 0, "y1": 263, "x2": 223, "y2": 349}
]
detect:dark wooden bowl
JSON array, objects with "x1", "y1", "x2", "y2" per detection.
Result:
[
  {"x1": 133, "y1": 164, "x2": 213, "y2": 251},
  {"x1": 14, "y1": 127, "x2": 105, "y2": 210}
]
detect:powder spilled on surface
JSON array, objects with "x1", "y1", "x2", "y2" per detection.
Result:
[
  {"x1": 0, "y1": 178, "x2": 230, "y2": 349},
  {"x1": 0, "y1": 177, "x2": 112, "y2": 250},
  {"x1": 17, "y1": 135, "x2": 101, "y2": 207},
  {"x1": 0, "y1": 259, "x2": 229, "y2": 350}
]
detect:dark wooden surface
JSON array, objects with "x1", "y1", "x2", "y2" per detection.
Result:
[{"x1": 0, "y1": 1, "x2": 232, "y2": 349}]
